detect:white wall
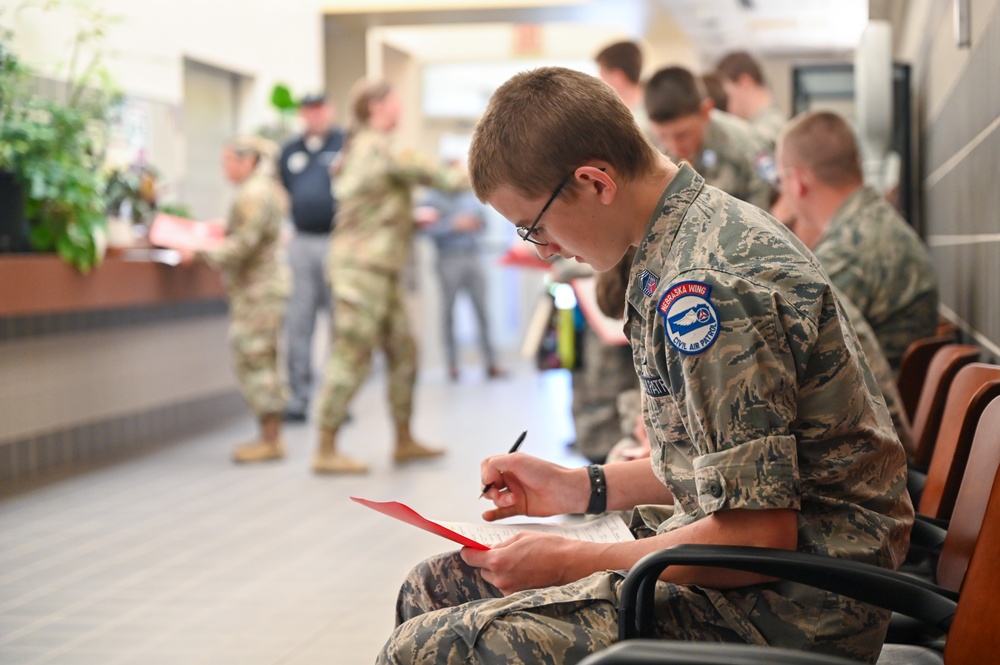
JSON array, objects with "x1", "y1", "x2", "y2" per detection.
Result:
[{"x1": 4, "y1": 0, "x2": 326, "y2": 134}]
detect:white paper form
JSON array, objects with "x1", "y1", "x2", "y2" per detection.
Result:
[{"x1": 435, "y1": 513, "x2": 635, "y2": 547}]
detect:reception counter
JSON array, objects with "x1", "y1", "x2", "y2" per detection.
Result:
[{"x1": 0, "y1": 253, "x2": 245, "y2": 485}]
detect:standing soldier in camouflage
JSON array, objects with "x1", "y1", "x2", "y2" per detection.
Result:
[
  {"x1": 714, "y1": 50, "x2": 787, "y2": 151},
  {"x1": 776, "y1": 110, "x2": 939, "y2": 370},
  {"x1": 312, "y1": 80, "x2": 467, "y2": 474},
  {"x1": 378, "y1": 67, "x2": 912, "y2": 665},
  {"x1": 645, "y1": 66, "x2": 776, "y2": 210},
  {"x1": 195, "y1": 136, "x2": 291, "y2": 463}
]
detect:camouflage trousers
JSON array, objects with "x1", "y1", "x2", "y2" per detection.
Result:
[
  {"x1": 377, "y1": 551, "x2": 890, "y2": 665},
  {"x1": 317, "y1": 268, "x2": 417, "y2": 430},
  {"x1": 228, "y1": 294, "x2": 289, "y2": 417}
]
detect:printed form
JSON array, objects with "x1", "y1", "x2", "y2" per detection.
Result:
[{"x1": 351, "y1": 497, "x2": 634, "y2": 550}]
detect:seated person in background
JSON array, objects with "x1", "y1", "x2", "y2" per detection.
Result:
[
  {"x1": 378, "y1": 67, "x2": 912, "y2": 665},
  {"x1": 714, "y1": 50, "x2": 786, "y2": 151},
  {"x1": 414, "y1": 188, "x2": 505, "y2": 382},
  {"x1": 645, "y1": 65, "x2": 776, "y2": 211},
  {"x1": 700, "y1": 71, "x2": 729, "y2": 113},
  {"x1": 776, "y1": 110, "x2": 939, "y2": 370}
]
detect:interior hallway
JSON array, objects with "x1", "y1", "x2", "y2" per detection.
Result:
[{"x1": 0, "y1": 361, "x2": 588, "y2": 665}]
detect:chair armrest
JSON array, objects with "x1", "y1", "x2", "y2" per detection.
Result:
[
  {"x1": 911, "y1": 515, "x2": 948, "y2": 552},
  {"x1": 618, "y1": 544, "x2": 958, "y2": 641},
  {"x1": 580, "y1": 640, "x2": 864, "y2": 665}
]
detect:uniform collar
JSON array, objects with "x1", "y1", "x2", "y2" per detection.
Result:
[
  {"x1": 626, "y1": 164, "x2": 706, "y2": 318},
  {"x1": 823, "y1": 185, "x2": 879, "y2": 243}
]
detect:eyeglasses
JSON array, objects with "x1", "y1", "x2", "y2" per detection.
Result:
[
  {"x1": 516, "y1": 173, "x2": 572, "y2": 246},
  {"x1": 516, "y1": 167, "x2": 605, "y2": 247}
]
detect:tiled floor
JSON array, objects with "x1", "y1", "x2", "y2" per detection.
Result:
[{"x1": 0, "y1": 362, "x2": 588, "y2": 664}]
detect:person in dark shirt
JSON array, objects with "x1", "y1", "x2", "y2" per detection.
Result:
[{"x1": 278, "y1": 93, "x2": 346, "y2": 422}]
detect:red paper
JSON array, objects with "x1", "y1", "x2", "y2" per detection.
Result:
[
  {"x1": 350, "y1": 497, "x2": 489, "y2": 550},
  {"x1": 149, "y1": 213, "x2": 225, "y2": 251}
]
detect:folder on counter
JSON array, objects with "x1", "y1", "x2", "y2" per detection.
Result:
[{"x1": 149, "y1": 213, "x2": 225, "y2": 251}]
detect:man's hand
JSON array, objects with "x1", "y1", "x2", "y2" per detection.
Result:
[
  {"x1": 460, "y1": 533, "x2": 593, "y2": 595},
  {"x1": 479, "y1": 453, "x2": 589, "y2": 521},
  {"x1": 452, "y1": 212, "x2": 483, "y2": 233}
]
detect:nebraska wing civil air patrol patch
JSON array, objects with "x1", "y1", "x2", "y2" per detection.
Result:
[
  {"x1": 657, "y1": 281, "x2": 720, "y2": 355},
  {"x1": 637, "y1": 270, "x2": 659, "y2": 298}
]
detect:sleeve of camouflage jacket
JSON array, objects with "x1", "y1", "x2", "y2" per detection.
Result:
[{"x1": 198, "y1": 177, "x2": 278, "y2": 273}]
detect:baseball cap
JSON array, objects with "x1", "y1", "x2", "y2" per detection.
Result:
[{"x1": 299, "y1": 93, "x2": 327, "y2": 107}]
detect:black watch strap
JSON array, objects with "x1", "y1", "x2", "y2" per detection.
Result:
[{"x1": 585, "y1": 464, "x2": 607, "y2": 514}]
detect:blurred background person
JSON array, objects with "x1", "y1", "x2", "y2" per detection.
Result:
[
  {"x1": 776, "y1": 110, "x2": 939, "y2": 370},
  {"x1": 594, "y1": 40, "x2": 648, "y2": 135},
  {"x1": 414, "y1": 184, "x2": 506, "y2": 383},
  {"x1": 700, "y1": 71, "x2": 729, "y2": 113},
  {"x1": 645, "y1": 65, "x2": 775, "y2": 210},
  {"x1": 715, "y1": 50, "x2": 786, "y2": 151},
  {"x1": 313, "y1": 80, "x2": 467, "y2": 474},
  {"x1": 278, "y1": 93, "x2": 346, "y2": 423},
  {"x1": 192, "y1": 136, "x2": 291, "y2": 463}
]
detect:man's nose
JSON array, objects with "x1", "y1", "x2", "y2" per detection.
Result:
[{"x1": 534, "y1": 243, "x2": 558, "y2": 260}]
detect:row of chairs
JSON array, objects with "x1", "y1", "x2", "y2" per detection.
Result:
[{"x1": 582, "y1": 332, "x2": 1000, "y2": 665}]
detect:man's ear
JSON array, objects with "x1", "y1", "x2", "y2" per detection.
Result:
[
  {"x1": 699, "y1": 98, "x2": 713, "y2": 121},
  {"x1": 575, "y1": 165, "x2": 616, "y2": 203}
]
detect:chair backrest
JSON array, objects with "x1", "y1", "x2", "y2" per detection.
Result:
[
  {"x1": 935, "y1": 395, "x2": 1000, "y2": 591},
  {"x1": 919, "y1": 364, "x2": 1000, "y2": 521},
  {"x1": 897, "y1": 334, "x2": 955, "y2": 421},
  {"x1": 908, "y1": 345, "x2": 980, "y2": 467},
  {"x1": 942, "y1": 439, "x2": 1000, "y2": 665}
]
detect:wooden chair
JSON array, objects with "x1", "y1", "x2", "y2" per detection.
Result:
[
  {"x1": 898, "y1": 335, "x2": 956, "y2": 421},
  {"x1": 594, "y1": 400, "x2": 1000, "y2": 664},
  {"x1": 917, "y1": 364, "x2": 1000, "y2": 521},
  {"x1": 908, "y1": 345, "x2": 979, "y2": 470}
]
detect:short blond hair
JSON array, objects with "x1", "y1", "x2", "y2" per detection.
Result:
[
  {"x1": 469, "y1": 67, "x2": 660, "y2": 202},
  {"x1": 779, "y1": 111, "x2": 863, "y2": 188}
]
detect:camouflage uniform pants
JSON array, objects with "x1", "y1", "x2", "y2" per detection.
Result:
[
  {"x1": 228, "y1": 294, "x2": 289, "y2": 417},
  {"x1": 379, "y1": 550, "x2": 891, "y2": 664},
  {"x1": 317, "y1": 268, "x2": 417, "y2": 430},
  {"x1": 377, "y1": 552, "x2": 766, "y2": 665}
]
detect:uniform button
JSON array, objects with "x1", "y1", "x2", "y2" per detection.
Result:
[{"x1": 708, "y1": 482, "x2": 723, "y2": 498}]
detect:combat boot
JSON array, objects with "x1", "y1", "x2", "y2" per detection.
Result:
[
  {"x1": 232, "y1": 414, "x2": 285, "y2": 463},
  {"x1": 394, "y1": 421, "x2": 445, "y2": 463},
  {"x1": 312, "y1": 427, "x2": 368, "y2": 474}
]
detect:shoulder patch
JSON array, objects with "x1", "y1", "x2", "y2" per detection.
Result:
[
  {"x1": 753, "y1": 150, "x2": 778, "y2": 186},
  {"x1": 637, "y1": 269, "x2": 659, "y2": 298},
  {"x1": 657, "y1": 281, "x2": 720, "y2": 355}
]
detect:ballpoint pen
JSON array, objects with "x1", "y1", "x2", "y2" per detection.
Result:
[{"x1": 479, "y1": 430, "x2": 527, "y2": 498}]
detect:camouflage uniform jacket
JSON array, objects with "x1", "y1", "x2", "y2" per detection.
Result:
[
  {"x1": 331, "y1": 127, "x2": 467, "y2": 274},
  {"x1": 690, "y1": 110, "x2": 775, "y2": 211},
  {"x1": 626, "y1": 165, "x2": 912, "y2": 629},
  {"x1": 812, "y1": 185, "x2": 939, "y2": 369},
  {"x1": 199, "y1": 172, "x2": 291, "y2": 303},
  {"x1": 749, "y1": 104, "x2": 786, "y2": 152}
]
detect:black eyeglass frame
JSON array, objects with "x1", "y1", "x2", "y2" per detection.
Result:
[{"x1": 516, "y1": 167, "x2": 605, "y2": 246}]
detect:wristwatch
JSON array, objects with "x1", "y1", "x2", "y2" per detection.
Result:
[{"x1": 585, "y1": 464, "x2": 607, "y2": 514}]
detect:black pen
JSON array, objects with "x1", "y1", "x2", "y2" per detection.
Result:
[{"x1": 479, "y1": 430, "x2": 527, "y2": 498}]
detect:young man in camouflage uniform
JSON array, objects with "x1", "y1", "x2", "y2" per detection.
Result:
[
  {"x1": 378, "y1": 67, "x2": 912, "y2": 665},
  {"x1": 714, "y1": 50, "x2": 787, "y2": 151},
  {"x1": 776, "y1": 110, "x2": 939, "y2": 370},
  {"x1": 645, "y1": 66, "x2": 776, "y2": 211},
  {"x1": 312, "y1": 80, "x2": 467, "y2": 474},
  {"x1": 195, "y1": 136, "x2": 291, "y2": 463}
]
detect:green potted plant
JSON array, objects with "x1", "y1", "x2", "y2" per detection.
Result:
[{"x1": 0, "y1": 4, "x2": 120, "y2": 272}]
